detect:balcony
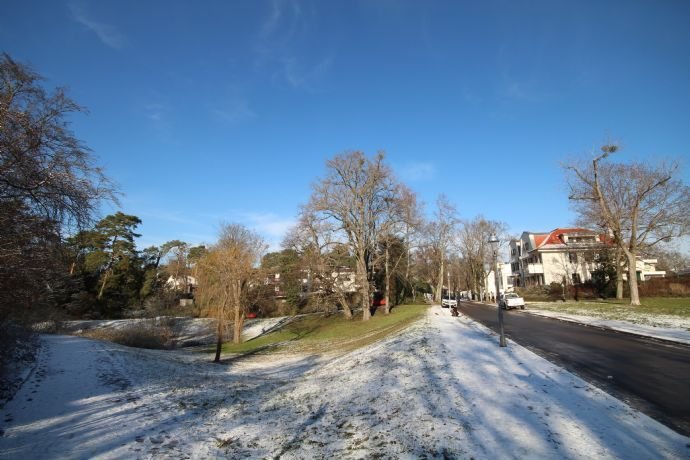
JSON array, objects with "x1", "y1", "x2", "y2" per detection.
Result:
[{"x1": 526, "y1": 264, "x2": 544, "y2": 274}]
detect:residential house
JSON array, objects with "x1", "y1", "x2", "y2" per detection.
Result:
[
  {"x1": 165, "y1": 275, "x2": 198, "y2": 294},
  {"x1": 509, "y1": 228, "x2": 665, "y2": 287}
]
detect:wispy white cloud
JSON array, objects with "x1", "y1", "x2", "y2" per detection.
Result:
[
  {"x1": 210, "y1": 99, "x2": 257, "y2": 124},
  {"x1": 69, "y1": 3, "x2": 125, "y2": 49},
  {"x1": 279, "y1": 55, "x2": 332, "y2": 91},
  {"x1": 243, "y1": 212, "x2": 297, "y2": 251},
  {"x1": 259, "y1": 0, "x2": 303, "y2": 42},
  {"x1": 244, "y1": 212, "x2": 296, "y2": 238},
  {"x1": 143, "y1": 101, "x2": 176, "y2": 143},
  {"x1": 254, "y1": 0, "x2": 332, "y2": 91},
  {"x1": 195, "y1": 210, "x2": 296, "y2": 251},
  {"x1": 400, "y1": 162, "x2": 436, "y2": 182}
]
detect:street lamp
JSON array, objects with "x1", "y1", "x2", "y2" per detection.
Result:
[
  {"x1": 489, "y1": 234, "x2": 506, "y2": 347},
  {"x1": 447, "y1": 269, "x2": 451, "y2": 305}
]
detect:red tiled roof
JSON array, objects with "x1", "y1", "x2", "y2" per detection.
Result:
[{"x1": 535, "y1": 228, "x2": 598, "y2": 248}]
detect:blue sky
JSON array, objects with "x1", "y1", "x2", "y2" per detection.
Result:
[{"x1": 2, "y1": 0, "x2": 689, "y2": 251}]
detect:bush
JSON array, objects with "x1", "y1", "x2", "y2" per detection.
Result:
[
  {"x1": 516, "y1": 285, "x2": 552, "y2": 302},
  {"x1": 0, "y1": 321, "x2": 39, "y2": 404},
  {"x1": 79, "y1": 318, "x2": 174, "y2": 349}
]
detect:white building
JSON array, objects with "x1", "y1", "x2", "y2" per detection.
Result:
[
  {"x1": 635, "y1": 258, "x2": 666, "y2": 281},
  {"x1": 509, "y1": 228, "x2": 665, "y2": 287},
  {"x1": 485, "y1": 262, "x2": 513, "y2": 298},
  {"x1": 165, "y1": 275, "x2": 198, "y2": 294}
]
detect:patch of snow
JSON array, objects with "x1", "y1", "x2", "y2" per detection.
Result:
[
  {"x1": 1, "y1": 306, "x2": 688, "y2": 458},
  {"x1": 521, "y1": 308, "x2": 690, "y2": 345},
  {"x1": 55, "y1": 316, "x2": 294, "y2": 348}
]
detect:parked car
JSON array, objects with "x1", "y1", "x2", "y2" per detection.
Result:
[
  {"x1": 499, "y1": 293, "x2": 525, "y2": 310},
  {"x1": 441, "y1": 296, "x2": 458, "y2": 308}
]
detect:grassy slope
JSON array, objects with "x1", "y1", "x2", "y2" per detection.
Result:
[
  {"x1": 529, "y1": 297, "x2": 690, "y2": 321},
  {"x1": 221, "y1": 304, "x2": 429, "y2": 355}
]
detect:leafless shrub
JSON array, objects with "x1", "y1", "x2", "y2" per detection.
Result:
[
  {"x1": 0, "y1": 321, "x2": 39, "y2": 404},
  {"x1": 78, "y1": 319, "x2": 174, "y2": 349}
]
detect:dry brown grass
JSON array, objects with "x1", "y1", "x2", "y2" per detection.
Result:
[{"x1": 79, "y1": 319, "x2": 174, "y2": 349}]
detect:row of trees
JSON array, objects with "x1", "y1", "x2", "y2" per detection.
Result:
[
  {"x1": 3, "y1": 50, "x2": 688, "y2": 350},
  {"x1": 252, "y1": 153, "x2": 507, "y2": 318}
]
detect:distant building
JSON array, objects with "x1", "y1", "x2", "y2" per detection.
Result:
[
  {"x1": 264, "y1": 267, "x2": 358, "y2": 300},
  {"x1": 485, "y1": 262, "x2": 513, "y2": 298},
  {"x1": 165, "y1": 275, "x2": 197, "y2": 294},
  {"x1": 635, "y1": 258, "x2": 666, "y2": 281}
]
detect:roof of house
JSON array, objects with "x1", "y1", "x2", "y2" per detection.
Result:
[
  {"x1": 534, "y1": 228, "x2": 590, "y2": 248},
  {"x1": 526, "y1": 227, "x2": 615, "y2": 251}
]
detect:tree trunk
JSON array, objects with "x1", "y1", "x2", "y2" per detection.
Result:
[
  {"x1": 333, "y1": 286, "x2": 353, "y2": 319},
  {"x1": 233, "y1": 281, "x2": 244, "y2": 344},
  {"x1": 435, "y1": 257, "x2": 444, "y2": 303},
  {"x1": 615, "y1": 249, "x2": 624, "y2": 300},
  {"x1": 214, "y1": 316, "x2": 223, "y2": 363},
  {"x1": 214, "y1": 294, "x2": 228, "y2": 363},
  {"x1": 233, "y1": 310, "x2": 244, "y2": 344},
  {"x1": 357, "y1": 255, "x2": 371, "y2": 321},
  {"x1": 98, "y1": 269, "x2": 111, "y2": 300},
  {"x1": 341, "y1": 299, "x2": 353, "y2": 319},
  {"x1": 624, "y1": 250, "x2": 641, "y2": 306},
  {"x1": 383, "y1": 245, "x2": 391, "y2": 315}
]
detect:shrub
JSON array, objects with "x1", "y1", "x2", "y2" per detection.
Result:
[
  {"x1": 0, "y1": 321, "x2": 39, "y2": 404},
  {"x1": 516, "y1": 285, "x2": 552, "y2": 301},
  {"x1": 79, "y1": 319, "x2": 174, "y2": 349}
]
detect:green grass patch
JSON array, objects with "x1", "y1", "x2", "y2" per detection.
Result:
[
  {"x1": 530, "y1": 297, "x2": 690, "y2": 318},
  {"x1": 221, "y1": 304, "x2": 428, "y2": 355}
]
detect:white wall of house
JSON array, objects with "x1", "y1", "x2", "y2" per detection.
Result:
[
  {"x1": 540, "y1": 251, "x2": 598, "y2": 286},
  {"x1": 509, "y1": 228, "x2": 665, "y2": 287}
]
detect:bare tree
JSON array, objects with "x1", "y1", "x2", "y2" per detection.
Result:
[
  {"x1": 650, "y1": 246, "x2": 690, "y2": 275},
  {"x1": 566, "y1": 145, "x2": 690, "y2": 305},
  {"x1": 195, "y1": 224, "x2": 265, "y2": 362},
  {"x1": 377, "y1": 185, "x2": 422, "y2": 313},
  {"x1": 284, "y1": 207, "x2": 356, "y2": 318},
  {"x1": 303, "y1": 151, "x2": 404, "y2": 321},
  {"x1": 1, "y1": 53, "x2": 116, "y2": 322},
  {"x1": 0, "y1": 53, "x2": 116, "y2": 232},
  {"x1": 424, "y1": 195, "x2": 459, "y2": 302},
  {"x1": 457, "y1": 216, "x2": 508, "y2": 301}
]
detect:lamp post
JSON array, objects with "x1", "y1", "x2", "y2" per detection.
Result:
[
  {"x1": 489, "y1": 234, "x2": 506, "y2": 347},
  {"x1": 447, "y1": 269, "x2": 451, "y2": 305}
]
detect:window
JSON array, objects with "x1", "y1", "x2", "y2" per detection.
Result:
[
  {"x1": 569, "y1": 252, "x2": 578, "y2": 264},
  {"x1": 572, "y1": 273, "x2": 581, "y2": 284}
]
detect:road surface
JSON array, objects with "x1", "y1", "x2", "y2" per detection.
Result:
[{"x1": 458, "y1": 300, "x2": 690, "y2": 437}]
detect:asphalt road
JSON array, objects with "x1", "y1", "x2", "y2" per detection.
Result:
[{"x1": 458, "y1": 300, "x2": 690, "y2": 438}]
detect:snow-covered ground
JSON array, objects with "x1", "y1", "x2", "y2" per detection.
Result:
[
  {"x1": 54, "y1": 316, "x2": 291, "y2": 347},
  {"x1": 519, "y1": 304, "x2": 690, "y2": 345},
  {"x1": 1, "y1": 306, "x2": 688, "y2": 459}
]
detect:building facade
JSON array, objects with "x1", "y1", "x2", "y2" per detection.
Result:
[
  {"x1": 510, "y1": 228, "x2": 610, "y2": 287},
  {"x1": 509, "y1": 227, "x2": 665, "y2": 287}
]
